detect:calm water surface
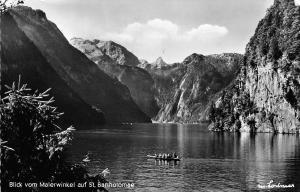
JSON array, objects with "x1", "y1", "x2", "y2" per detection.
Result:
[{"x1": 68, "y1": 124, "x2": 300, "y2": 192}]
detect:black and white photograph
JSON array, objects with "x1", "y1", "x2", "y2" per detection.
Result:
[{"x1": 1, "y1": 0, "x2": 300, "y2": 191}]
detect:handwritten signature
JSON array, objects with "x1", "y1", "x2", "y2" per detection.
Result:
[{"x1": 257, "y1": 180, "x2": 295, "y2": 189}]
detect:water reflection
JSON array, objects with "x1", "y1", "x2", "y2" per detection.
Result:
[
  {"x1": 152, "y1": 159, "x2": 180, "y2": 167},
  {"x1": 239, "y1": 133, "x2": 300, "y2": 191},
  {"x1": 68, "y1": 124, "x2": 300, "y2": 191}
]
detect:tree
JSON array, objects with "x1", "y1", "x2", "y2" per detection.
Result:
[
  {"x1": 0, "y1": 79, "x2": 107, "y2": 192},
  {"x1": 0, "y1": 0, "x2": 24, "y2": 14}
]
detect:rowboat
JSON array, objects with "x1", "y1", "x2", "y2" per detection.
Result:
[
  {"x1": 147, "y1": 155, "x2": 181, "y2": 161},
  {"x1": 82, "y1": 157, "x2": 91, "y2": 162}
]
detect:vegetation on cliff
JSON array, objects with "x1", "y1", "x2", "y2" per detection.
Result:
[
  {"x1": 208, "y1": 0, "x2": 300, "y2": 133},
  {"x1": 0, "y1": 0, "x2": 23, "y2": 13},
  {"x1": 208, "y1": 82, "x2": 257, "y2": 132}
]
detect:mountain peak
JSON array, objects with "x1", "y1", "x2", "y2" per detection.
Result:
[
  {"x1": 12, "y1": 6, "x2": 47, "y2": 21},
  {"x1": 155, "y1": 57, "x2": 166, "y2": 64},
  {"x1": 183, "y1": 53, "x2": 205, "y2": 64},
  {"x1": 152, "y1": 57, "x2": 168, "y2": 68},
  {"x1": 71, "y1": 38, "x2": 140, "y2": 66},
  {"x1": 96, "y1": 40, "x2": 140, "y2": 66}
]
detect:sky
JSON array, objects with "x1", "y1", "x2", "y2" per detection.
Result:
[{"x1": 25, "y1": 0, "x2": 275, "y2": 63}]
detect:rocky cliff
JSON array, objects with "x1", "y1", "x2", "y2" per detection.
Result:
[
  {"x1": 1, "y1": 6, "x2": 151, "y2": 124},
  {"x1": 138, "y1": 57, "x2": 168, "y2": 69},
  {"x1": 151, "y1": 57, "x2": 169, "y2": 69},
  {"x1": 96, "y1": 40, "x2": 140, "y2": 67},
  {"x1": 209, "y1": 0, "x2": 300, "y2": 133},
  {"x1": 70, "y1": 38, "x2": 159, "y2": 117},
  {"x1": 144, "y1": 53, "x2": 243, "y2": 123},
  {"x1": 1, "y1": 12, "x2": 105, "y2": 126}
]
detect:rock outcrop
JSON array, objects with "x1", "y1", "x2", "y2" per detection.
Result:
[
  {"x1": 138, "y1": 57, "x2": 169, "y2": 70},
  {"x1": 70, "y1": 38, "x2": 159, "y2": 117},
  {"x1": 71, "y1": 38, "x2": 140, "y2": 67},
  {"x1": 1, "y1": 6, "x2": 151, "y2": 124},
  {"x1": 209, "y1": 0, "x2": 300, "y2": 133},
  {"x1": 151, "y1": 57, "x2": 168, "y2": 69},
  {"x1": 137, "y1": 59, "x2": 151, "y2": 69},
  {"x1": 144, "y1": 53, "x2": 243, "y2": 123}
]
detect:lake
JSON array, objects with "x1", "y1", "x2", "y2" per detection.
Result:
[{"x1": 68, "y1": 124, "x2": 300, "y2": 192}]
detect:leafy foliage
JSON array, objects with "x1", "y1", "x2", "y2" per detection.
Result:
[
  {"x1": 0, "y1": 79, "x2": 107, "y2": 192},
  {"x1": 210, "y1": 1, "x2": 300, "y2": 133},
  {"x1": 208, "y1": 83, "x2": 256, "y2": 132},
  {"x1": 246, "y1": 0, "x2": 300, "y2": 67},
  {"x1": 0, "y1": 0, "x2": 24, "y2": 14}
]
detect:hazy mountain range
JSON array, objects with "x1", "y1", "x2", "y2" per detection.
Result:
[
  {"x1": 1, "y1": 0, "x2": 299, "y2": 133},
  {"x1": 71, "y1": 37, "x2": 243, "y2": 124}
]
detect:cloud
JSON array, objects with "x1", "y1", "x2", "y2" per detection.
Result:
[
  {"x1": 295, "y1": 0, "x2": 300, "y2": 6},
  {"x1": 101, "y1": 19, "x2": 228, "y2": 63}
]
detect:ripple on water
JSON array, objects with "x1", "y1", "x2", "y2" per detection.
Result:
[{"x1": 69, "y1": 124, "x2": 300, "y2": 191}]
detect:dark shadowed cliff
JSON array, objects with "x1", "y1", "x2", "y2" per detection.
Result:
[
  {"x1": 70, "y1": 38, "x2": 159, "y2": 118},
  {"x1": 141, "y1": 53, "x2": 243, "y2": 123},
  {"x1": 1, "y1": 6, "x2": 151, "y2": 124},
  {"x1": 209, "y1": 0, "x2": 300, "y2": 133},
  {"x1": 1, "y1": 12, "x2": 105, "y2": 126}
]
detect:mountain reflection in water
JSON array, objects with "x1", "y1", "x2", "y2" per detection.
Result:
[{"x1": 68, "y1": 124, "x2": 300, "y2": 192}]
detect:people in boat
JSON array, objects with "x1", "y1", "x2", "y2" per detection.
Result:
[
  {"x1": 173, "y1": 152, "x2": 178, "y2": 158},
  {"x1": 152, "y1": 152, "x2": 179, "y2": 159}
]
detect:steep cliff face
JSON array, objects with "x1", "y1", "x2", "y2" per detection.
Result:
[
  {"x1": 1, "y1": 12, "x2": 105, "y2": 126},
  {"x1": 146, "y1": 53, "x2": 242, "y2": 123},
  {"x1": 2, "y1": 6, "x2": 150, "y2": 123},
  {"x1": 209, "y1": 0, "x2": 300, "y2": 133},
  {"x1": 70, "y1": 38, "x2": 159, "y2": 117}
]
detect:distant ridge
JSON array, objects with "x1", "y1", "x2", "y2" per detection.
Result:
[
  {"x1": 71, "y1": 38, "x2": 159, "y2": 117},
  {"x1": 143, "y1": 53, "x2": 243, "y2": 123}
]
